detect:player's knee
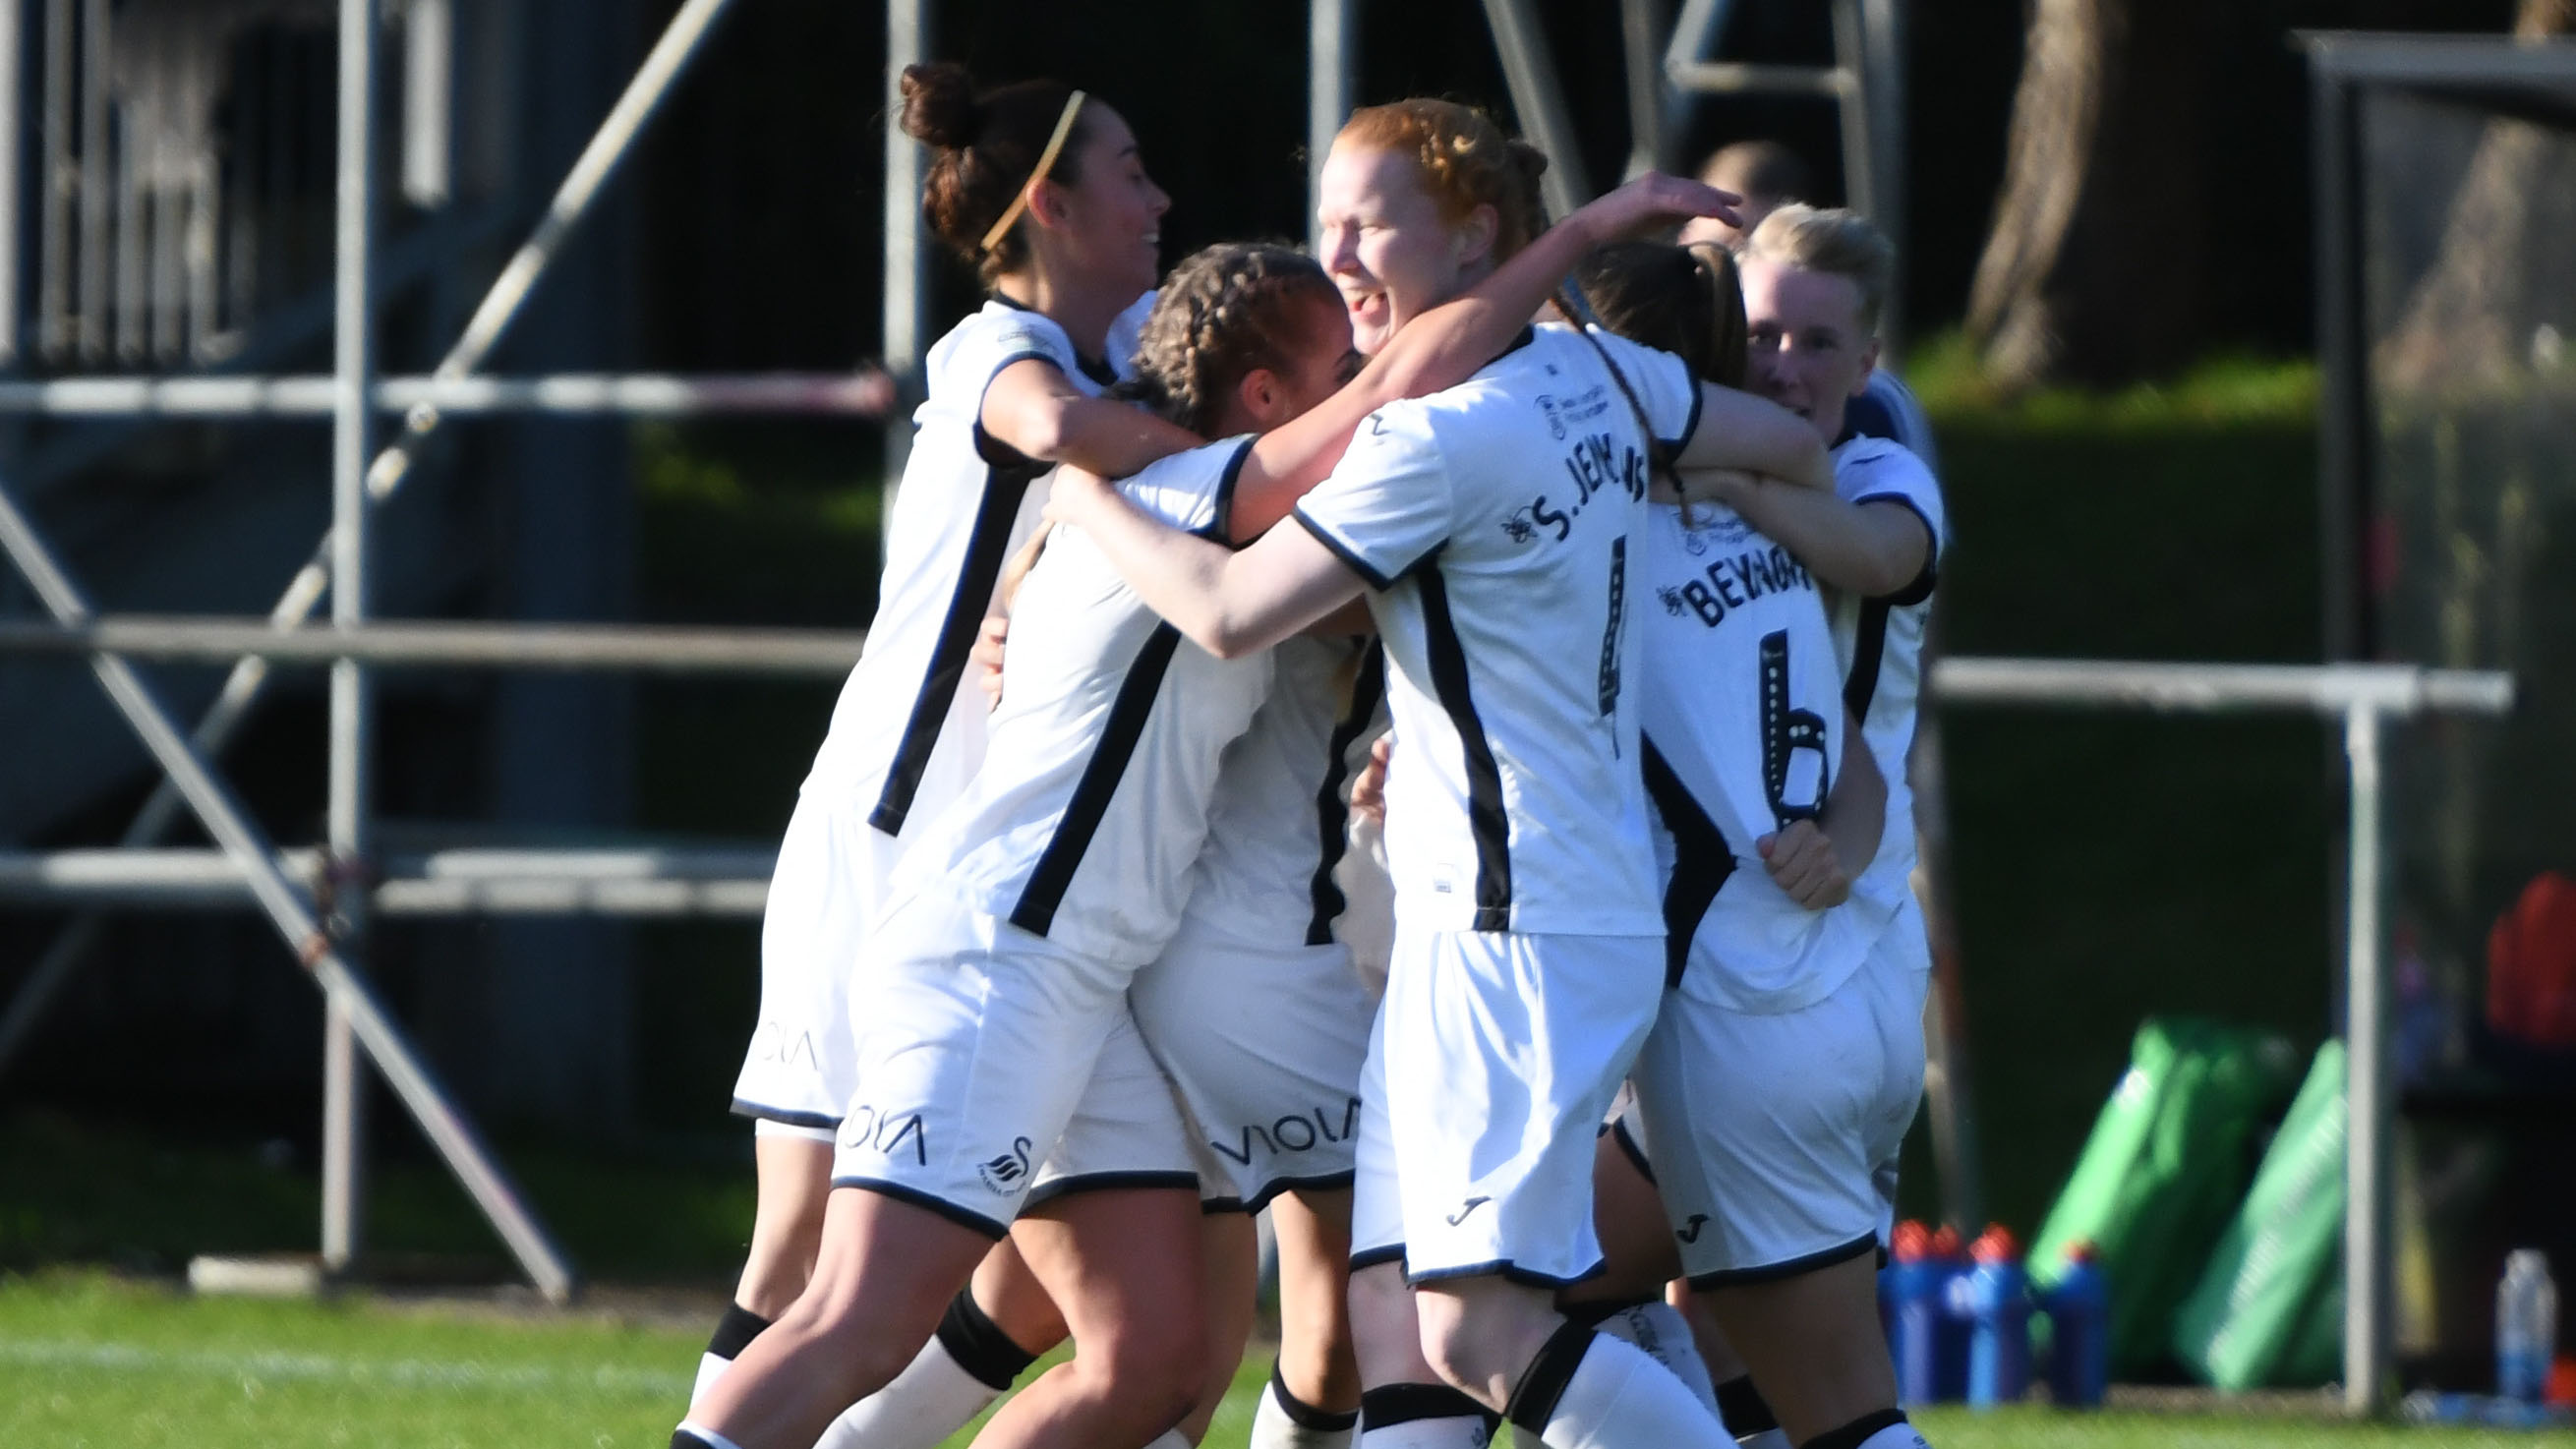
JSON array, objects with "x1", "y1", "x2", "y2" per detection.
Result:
[{"x1": 1413, "y1": 1292, "x2": 1545, "y2": 1401}]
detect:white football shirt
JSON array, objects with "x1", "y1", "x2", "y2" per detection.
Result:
[
  {"x1": 1187, "y1": 634, "x2": 1388, "y2": 946},
  {"x1": 1292, "y1": 324, "x2": 1702, "y2": 937},
  {"x1": 1826, "y1": 434, "x2": 1946, "y2": 918},
  {"x1": 1637, "y1": 501, "x2": 1889, "y2": 1013},
  {"x1": 898, "y1": 436, "x2": 1273, "y2": 966},
  {"x1": 801, "y1": 292, "x2": 1155, "y2": 840}
]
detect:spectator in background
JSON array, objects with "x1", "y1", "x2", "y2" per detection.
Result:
[
  {"x1": 1678, "y1": 141, "x2": 1814, "y2": 251},
  {"x1": 1680, "y1": 140, "x2": 1937, "y2": 474}
]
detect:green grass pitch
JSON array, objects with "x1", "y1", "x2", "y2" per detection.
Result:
[{"x1": 6, "y1": 1272, "x2": 2570, "y2": 1449}]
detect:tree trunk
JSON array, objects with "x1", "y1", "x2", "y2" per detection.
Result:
[
  {"x1": 2374, "y1": 0, "x2": 2576, "y2": 394},
  {"x1": 1965, "y1": 0, "x2": 2215, "y2": 389}
]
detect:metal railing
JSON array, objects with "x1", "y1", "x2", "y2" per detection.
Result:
[{"x1": 1929, "y1": 656, "x2": 2516, "y2": 1416}]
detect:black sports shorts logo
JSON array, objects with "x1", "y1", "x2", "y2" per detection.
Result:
[
  {"x1": 1445, "y1": 1195, "x2": 1493, "y2": 1227},
  {"x1": 1676, "y1": 1213, "x2": 1711, "y2": 1244},
  {"x1": 976, "y1": 1136, "x2": 1035, "y2": 1195}
]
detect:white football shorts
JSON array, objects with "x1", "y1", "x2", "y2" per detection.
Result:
[
  {"x1": 1131, "y1": 906, "x2": 1378, "y2": 1212},
  {"x1": 1352, "y1": 926, "x2": 1664, "y2": 1287},
  {"x1": 828, "y1": 891, "x2": 1137, "y2": 1237},
  {"x1": 1025, "y1": 1006, "x2": 1205, "y2": 1205},
  {"x1": 1624, "y1": 903, "x2": 1928, "y2": 1284},
  {"x1": 733, "y1": 789, "x2": 902, "y2": 1139}
]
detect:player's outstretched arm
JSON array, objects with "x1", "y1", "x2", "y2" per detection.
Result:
[
  {"x1": 1670, "y1": 384, "x2": 1833, "y2": 492},
  {"x1": 1047, "y1": 466, "x2": 1366, "y2": 660},
  {"x1": 1226, "y1": 173, "x2": 1744, "y2": 540},
  {"x1": 980, "y1": 358, "x2": 1204, "y2": 477},
  {"x1": 1682, "y1": 470, "x2": 1932, "y2": 600}
]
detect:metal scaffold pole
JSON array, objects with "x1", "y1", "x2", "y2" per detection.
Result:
[
  {"x1": 0, "y1": 475, "x2": 578, "y2": 1302},
  {"x1": 0, "y1": 0, "x2": 740, "y2": 1104},
  {"x1": 321, "y1": 0, "x2": 379, "y2": 1277},
  {"x1": 1308, "y1": 0, "x2": 1354, "y2": 250},
  {"x1": 881, "y1": 0, "x2": 926, "y2": 528}
]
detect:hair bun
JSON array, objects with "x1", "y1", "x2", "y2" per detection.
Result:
[
  {"x1": 1506, "y1": 139, "x2": 1551, "y2": 185},
  {"x1": 900, "y1": 62, "x2": 985, "y2": 149}
]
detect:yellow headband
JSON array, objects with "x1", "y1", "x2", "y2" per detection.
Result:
[{"x1": 978, "y1": 89, "x2": 1088, "y2": 255}]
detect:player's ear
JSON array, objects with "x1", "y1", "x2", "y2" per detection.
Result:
[
  {"x1": 1024, "y1": 177, "x2": 1071, "y2": 233},
  {"x1": 1453, "y1": 203, "x2": 1498, "y2": 269},
  {"x1": 1238, "y1": 367, "x2": 1283, "y2": 425},
  {"x1": 1852, "y1": 335, "x2": 1882, "y2": 392}
]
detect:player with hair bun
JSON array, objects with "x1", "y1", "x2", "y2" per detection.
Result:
[
  {"x1": 1052, "y1": 96, "x2": 1840, "y2": 1449},
  {"x1": 676, "y1": 109, "x2": 1746, "y2": 1449},
  {"x1": 692, "y1": 57, "x2": 1195, "y2": 1419}
]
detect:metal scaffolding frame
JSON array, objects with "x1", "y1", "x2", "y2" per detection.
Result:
[{"x1": 2, "y1": 10, "x2": 2503, "y2": 1390}]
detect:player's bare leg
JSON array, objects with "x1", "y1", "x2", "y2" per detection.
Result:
[
  {"x1": 1259, "y1": 1187, "x2": 1362, "y2": 1446},
  {"x1": 692, "y1": 1133, "x2": 835, "y2": 1408},
  {"x1": 1552, "y1": 1132, "x2": 1719, "y2": 1418},
  {"x1": 680, "y1": 1188, "x2": 994, "y2": 1449},
  {"x1": 1187, "y1": 1208, "x2": 1265, "y2": 1442},
  {"x1": 968, "y1": 1187, "x2": 1205, "y2": 1449},
  {"x1": 1349, "y1": 1259, "x2": 1488, "y2": 1449},
  {"x1": 1671, "y1": 1286, "x2": 1792, "y2": 1449},
  {"x1": 814, "y1": 1239, "x2": 1062, "y2": 1449},
  {"x1": 1702, "y1": 1256, "x2": 1921, "y2": 1449}
]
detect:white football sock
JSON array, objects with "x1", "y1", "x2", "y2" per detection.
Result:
[
  {"x1": 1597, "y1": 1302, "x2": 1720, "y2": 1422},
  {"x1": 691, "y1": 1354, "x2": 730, "y2": 1409},
  {"x1": 1516, "y1": 1331, "x2": 1726, "y2": 1449},
  {"x1": 1739, "y1": 1431, "x2": 1793, "y2": 1449},
  {"x1": 812, "y1": 1334, "x2": 1004, "y2": 1449}
]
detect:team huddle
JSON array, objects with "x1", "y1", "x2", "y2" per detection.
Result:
[{"x1": 673, "y1": 62, "x2": 1947, "y2": 1449}]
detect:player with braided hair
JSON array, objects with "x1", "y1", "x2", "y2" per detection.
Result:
[
  {"x1": 1050, "y1": 97, "x2": 1845, "y2": 1449},
  {"x1": 679, "y1": 153, "x2": 1746, "y2": 1449}
]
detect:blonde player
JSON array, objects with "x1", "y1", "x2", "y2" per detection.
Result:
[
  {"x1": 698, "y1": 60, "x2": 1195, "y2": 1407},
  {"x1": 1553, "y1": 235, "x2": 1939, "y2": 1449},
  {"x1": 1049, "y1": 98, "x2": 1836, "y2": 1449},
  {"x1": 812, "y1": 173, "x2": 1760, "y2": 1449}
]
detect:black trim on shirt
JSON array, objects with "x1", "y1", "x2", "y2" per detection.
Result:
[
  {"x1": 1009, "y1": 623, "x2": 1185, "y2": 937},
  {"x1": 871, "y1": 466, "x2": 1039, "y2": 837},
  {"x1": 1200, "y1": 436, "x2": 1257, "y2": 544},
  {"x1": 1842, "y1": 599, "x2": 1893, "y2": 725},
  {"x1": 1847, "y1": 491, "x2": 1941, "y2": 607},
  {"x1": 1419, "y1": 565, "x2": 1512, "y2": 932},
  {"x1": 1305, "y1": 639, "x2": 1388, "y2": 946},
  {"x1": 1640, "y1": 734, "x2": 1735, "y2": 989},
  {"x1": 1293, "y1": 509, "x2": 1398, "y2": 590},
  {"x1": 987, "y1": 291, "x2": 1118, "y2": 386},
  {"x1": 1665, "y1": 371, "x2": 1705, "y2": 453}
]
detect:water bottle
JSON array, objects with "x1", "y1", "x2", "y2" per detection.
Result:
[
  {"x1": 1965, "y1": 1226, "x2": 2033, "y2": 1408},
  {"x1": 2042, "y1": 1242, "x2": 2110, "y2": 1409},
  {"x1": 2497, "y1": 1249, "x2": 2558, "y2": 1404},
  {"x1": 1929, "y1": 1225, "x2": 1973, "y2": 1401},
  {"x1": 1886, "y1": 1221, "x2": 1946, "y2": 1404}
]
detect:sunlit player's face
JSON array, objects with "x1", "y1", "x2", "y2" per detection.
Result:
[
  {"x1": 1231, "y1": 294, "x2": 1362, "y2": 435},
  {"x1": 1740, "y1": 256, "x2": 1879, "y2": 443},
  {"x1": 1045, "y1": 104, "x2": 1170, "y2": 300},
  {"x1": 1315, "y1": 142, "x2": 1473, "y2": 356}
]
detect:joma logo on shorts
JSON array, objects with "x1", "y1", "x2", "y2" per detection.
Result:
[
  {"x1": 1210, "y1": 1098, "x2": 1362, "y2": 1166},
  {"x1": 977, "y1": 1137, "x2": 1035, "y2": 1195},
  {"x1": 840, "y1": 1104, "x2": 927, "y2": 1166}
]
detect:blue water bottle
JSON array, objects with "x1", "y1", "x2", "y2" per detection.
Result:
[
  {"x1": 1965, "y1": 1226, "x2": 2033, "y2": 1408},
  {"x1": 2497, "y1": 1249, "x2": 2558, "y2": 1404},
  {"x1": 1886, "y1": 1221, "x2": 1945, "y2": 1404},
  {"x1": 2042, "y1": 1241, "x2": 2109, "y2": 1409},
  {"x1": 1931, "y1": 1225, "x2": 1973, "y2": 1401}
]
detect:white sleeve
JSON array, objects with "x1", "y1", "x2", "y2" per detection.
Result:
[
  {"x1": 1586, "y1": 328, "x2": 1704, "y2": 450},
  {"x1": 939, "y1": 312, "x2": 1079, "y2": 465},
  {"x1": 1115, "y1": 436, "x2": 1250, "y2": 537},
  {"x1": 1106, "y1": 290, "x2": 1158, "y2": 380},
  {"x1": 1837, "y1": 437, "x2": 1948, "y2": 571},
  {"x1": 1290, "y1": 403, "x2": 1454, "y2": 590}
]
